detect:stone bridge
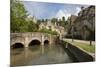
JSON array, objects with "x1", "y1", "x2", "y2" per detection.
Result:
[{"x1": 11, "y1": 32, "x2": 57, "y2": 48}]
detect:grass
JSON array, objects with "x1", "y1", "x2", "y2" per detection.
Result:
[
  {"x1": 74, "y1": 42, "x2": 95, "y2": 53},
  {"x1": 65, "y1": 40, "x2": 95, "y2": 53}
]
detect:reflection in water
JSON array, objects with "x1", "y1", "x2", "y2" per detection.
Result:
[
  {"x1": 11, "y1": 45, "x2": 74, "y2": 66},
  {"x1": 11, "y1": 48, "x2": 24, "y2": 55}
]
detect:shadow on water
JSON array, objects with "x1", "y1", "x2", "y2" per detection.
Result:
[
  {"x1": 64, "y1": 48, "x2": 79, "y2": 62},
  {"x1": 28, "y1": 45, "x2": 40, "y2": 52},
  {"x1": 11, "y1": 47, "x2": 24, "y2": 55},
  {"x1": 58, "y1": 43, "x2": 79, "y2": 62}
]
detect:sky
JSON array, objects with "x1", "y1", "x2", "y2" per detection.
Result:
[{"x1": 23, "y1": 1, "x2": 89, "y2": 20}]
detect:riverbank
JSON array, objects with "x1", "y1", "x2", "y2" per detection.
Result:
[
  {"x1": 59, "y1": 40, "x2": 95, "y2": 62},
  {"x1": 63, "y1": 39, "x2": 95, "y2": 56}
]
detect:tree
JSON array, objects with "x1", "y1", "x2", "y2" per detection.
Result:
[
  {"x1": 11, "y1": 0, "x2": 28, "y2": 32},
  {"x1": 41, "y1": 19, "x2": 45, "y2": 22},
  {"x1": 51, "y1": 18, "x2": 58, "y2": 24},
  {"x1": 27, "y1": 21, "x2": 39, "y2": 32},
  {"x1": 57, "y1": 16, "x2": 67, "y2": 28},
  {"x1": 62, "y1": 16, "x2": 65, "y2": 22}
]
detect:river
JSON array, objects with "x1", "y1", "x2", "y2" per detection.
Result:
[{"x1": 11, "y1": 44, "x2": 74, "y2": 66}]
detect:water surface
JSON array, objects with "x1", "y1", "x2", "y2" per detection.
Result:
[{"x1": 11, "y1": 45, "x2": 73, "y2": 66}]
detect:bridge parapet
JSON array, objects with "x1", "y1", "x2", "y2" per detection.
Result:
[{"x1": 11, "y1": 32, "x2": 58, "y2": 47}]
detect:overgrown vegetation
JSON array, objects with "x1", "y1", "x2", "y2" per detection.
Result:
[{"x1": 39, "y1": 28, "x2": 58, "y2": 35}]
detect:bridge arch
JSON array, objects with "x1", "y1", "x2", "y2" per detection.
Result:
[
  {"x1": 11, "y1": 42, "x2": 24, "y2": 49},
  {"x1": 29, "y1": 39, "x2": 41, "y2": 46},
  {"x1": 11, "y1": 33, "x2": 57, "y2": 47},
  {"x1": 44, "y1": 40, "x2": 49, "y2": 45}
]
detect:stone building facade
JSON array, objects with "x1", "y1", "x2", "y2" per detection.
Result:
[
  {"x1": 39, "y1": 20, "x2": 65, "y2": 37},
  {"x1": 67, "y1": 5, "x2": 95, "y2": 40}
]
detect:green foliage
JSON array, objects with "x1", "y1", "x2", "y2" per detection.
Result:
[
  {"x1": 39, "y1": 28, "x2": 58, "y2": 35},
  {"x1": 11, "y1": 0, "x2": 28, "y2": 32},
  {"x1": 11, "y1": 0, "x2": 39, "y2": 33},
  {"x1": 27, "y1": 21, "x2": 39, "y2": 32},
  {"x1": 62, "y1": 16, "x2": 65, "y2": 22},
  {"x1": 51, "y1": 17, "x2": 68, "y2": 29},
  {"x1": 51, "y1": 18, "x2": 58, "y2": 23}
]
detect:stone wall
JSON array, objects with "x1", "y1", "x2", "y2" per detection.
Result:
[
  {"x1": 67, "y1": 43, "x2": 94, "y2": 62},
  {"x1": 60, "y1": 40, "x2": 94, "y2": 62}
]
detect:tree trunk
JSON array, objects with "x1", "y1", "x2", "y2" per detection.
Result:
[{"x1": 90, "y1": 40, "x2": 92, "y2": 46}]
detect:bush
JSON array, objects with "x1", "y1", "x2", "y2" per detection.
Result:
[{"x1": 39, "y1": 28, "x2": 58, "y2": 35}]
